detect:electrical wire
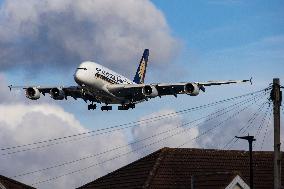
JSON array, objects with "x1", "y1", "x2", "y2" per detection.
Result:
[
  {"x1": 252, "y1": 104, "x2": 271, "y2": 149},
  {"x1": 222, "y1": 99, "x2": 266, "y2": 150},
  {"x1": 239, "y1": 101, "x2": 269, "y2": 134},
  {"x1": 218, "y1": 95, "x2": 270, "y2": 150},
  {"x1": 260, "y1": 112, "x2": 273, "y2": 150},
  {"x1": 13, "y1": 90, "x2": 267, "y2": 178},
  {"x1": 29, "y1": 90, "x2": 267, "y2": 186},
  {"x1": 3, "y1": 93, "x2": 264, "y2": 156},
  {"x1": 225, "y1": 108, "x2": 268, "y2": 150},
  {"x1": 255, "y1": 103, "x2": 271, "y2": 138},
  {"x1": 2, "y1": 89, "x2": 269, "y2": 156},
  {"x1": 177, "y1": 95, "x2": 263, "y2": 148},
  {"x1": 2, "y1": 88, "x2": 269, "y2": 152}
]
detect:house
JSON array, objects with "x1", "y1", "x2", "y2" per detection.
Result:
[
  {"x1": 77, "y1": 147, "x2": 284, "y2": 189},
  {"x1": 0, "y1": 175, "x2": 35, "y2": 189}
]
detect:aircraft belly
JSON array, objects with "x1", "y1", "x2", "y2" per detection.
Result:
[{"x1": 86, "y1": 81, "x2": 127, "y2": 104}]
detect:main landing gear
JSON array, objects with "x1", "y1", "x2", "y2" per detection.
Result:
[
  {"x1": 87, "y1": 103, "x2": 135, "y2": 111},
  {"x1": 101, "y1": 106, "x2": 112, "y2": 111},
  {"x1": 118, "y1": 104, "x2": 135, "y2": 110},
  {"x1": 87, "y1": 103, "x2": 112, "y2": 111},
  {"x1": 88, "y1": 103, "x2": 96, "y2": 110}
]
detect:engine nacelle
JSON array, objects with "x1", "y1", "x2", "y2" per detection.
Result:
[
  {"x1": 50, "y1": 88, "x2": 65, "y2": 100},
  {"x1": 25, "y1": 87, "x2": 40, "y2": 100},
  {"x1": 142, "y1": 85, "x2": 158, "y2": 98},
  {"x1": 184, "y1": 83, "x2": 200, "y2": 96}
]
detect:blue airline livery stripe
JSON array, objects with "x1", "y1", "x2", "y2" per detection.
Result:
[{"x1": 133, "y1": 49, "x2": 149, "y2": 84}]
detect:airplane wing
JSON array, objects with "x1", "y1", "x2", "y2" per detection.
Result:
[
  {"x1": 8, "y1": 85, "x2": 53, "y2": 93},
  {"x1": 8, "y1": 85, "x2": 99, "y2": 102},
  {"x1": 196, "y1": 79, "x2": 252, "y2": 86},
  {"x1": 107, "y1": 78, "x2": 251, "y2": 102}
]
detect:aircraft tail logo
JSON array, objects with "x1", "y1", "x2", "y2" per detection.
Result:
[{"x1": 133, "y1": 49, "x2": 149, "y2": 84}]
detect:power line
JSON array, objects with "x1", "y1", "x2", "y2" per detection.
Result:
[
  {"x1": 30, "y1": 91, "x2": 267, "y2": 186},
  {"x1": 217, "y1": 94, "x2": 270, "y2": 150},
  {"x1": 13, "y1": 91, "x2": 266, "y2": 178},
  {"x1": 255, "y1": 104, "x2": 271, "y2": 137},
  {"x1": 2, "y1": 89, "x2": 268, "y2": 156},
  {"x1": 224, "y1": 99, "x2": 270, "y2": 150},
  {"x1": 1, "y1": 96, "x2": 253, "y2": 156},
  {"x1": 177, "y1": 94, "x2": 264, "y2": 148},
  {"x1": 239, "y1": 101, "x2": 269, "y2": 134},
  {"x1": 260, "y1": 112, "x2": 273, "y2": 151},
  {"x1": 253, "y1": 104, "x2": 271, "y2": 149},
  {"x1": 2, "y1": 88, "x2": 268, "y2": 152},
  {"x1": 222, "y1": 137, "x2": 236, "y2": 150},
  {"x1": 31, "y1": 133, "x2": 177, "y2": 186}
]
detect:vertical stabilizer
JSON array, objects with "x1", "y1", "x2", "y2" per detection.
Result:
[{"x1": 133, "y1": 49, "x2": 149, "y2": 84}]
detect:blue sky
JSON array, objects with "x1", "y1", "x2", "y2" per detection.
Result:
[
  {"x1": 153, "y1": 0, "x2": 284, "y2": 48},
  {"x1": 2, "y1": 0, "x2": 284, "y2": 129},
  {"x1": 153, "y1": 0, "x2": 284, "y2": 77}
]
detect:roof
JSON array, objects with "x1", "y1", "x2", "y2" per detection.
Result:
[
  {"x1": 0, "y1": 175, "x2": 36, "y2": 189},
  {"x1": 193, "y1": 172, "x2": 249, "y2": 189},
  {"x1": 77, "y1": 147, "x2": 284, "y2": 189}
]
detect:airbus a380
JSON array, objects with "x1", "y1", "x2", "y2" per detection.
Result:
[{"x1": 9, "y1": 49, "x2": 251, "y2": 111}]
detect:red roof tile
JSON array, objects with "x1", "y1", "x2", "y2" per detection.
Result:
[{"x1": 77, "y1": 147, "x2": 283, "y2": 189}]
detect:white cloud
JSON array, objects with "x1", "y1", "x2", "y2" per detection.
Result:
[
  {"x1": 131, "y1": 109, "x2": 200, "y2": 153},
  {"x1": 1, "y1": 105, "x2": 199, "y2": 188},
  {"x1": 0, "y1": 0, "x2": 180, "y2": 77},
  {"x1": 0, "y1": 102, "x2": 138, "y2": 189}
]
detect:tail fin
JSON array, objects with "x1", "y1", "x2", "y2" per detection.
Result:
[{"x1": 133, "y1": 49, "x2": 149, "y2": 84}]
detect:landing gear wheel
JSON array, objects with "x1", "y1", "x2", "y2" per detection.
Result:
[
  {"x1": 88, "y1": 104, "x2": 97, "y2": 110},
  {"x1": 118, "y1": 104, "x2": 135, "y2": 110},
  {"x1": 118, "y1": 105, "x2": 129, "y2": 110},
  {"x1": 101, "y1": 106, "x2": 112, "y2": 111},
  {"x1": 129, "y1": 103, "x2": 135, "y2": 109}
]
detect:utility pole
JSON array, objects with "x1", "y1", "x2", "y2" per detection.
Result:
[
  {"x1": 271, "y1": 78, "x2": 282, "y2": 189},
  {"x1": 236, "y1": 135, "x2": 256, "y2": 189}
]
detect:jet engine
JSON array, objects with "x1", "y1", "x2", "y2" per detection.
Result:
[
  {"x1": 25, "y1": 87, "x2": 40, "y2": 100},
  {"x1": 50, "y1": 88, "x2": 65, "y2": 100},
  {"x1": 184, "y1": 83, "x2": 200, "y2": 96},
  {"x1": 142, "y1": 85, "x2": 158, "y2": 98}
]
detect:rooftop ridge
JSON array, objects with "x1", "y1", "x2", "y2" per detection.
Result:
[{"x1": 165, "y1": 147, "x2": 279, "y2": 154}]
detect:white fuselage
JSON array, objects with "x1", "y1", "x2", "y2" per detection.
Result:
[{"x1": 74, "y1": 61, "x2": 134, "y2": 104}]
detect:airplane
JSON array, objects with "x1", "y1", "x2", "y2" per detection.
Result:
[{"x1": 8, "y1": 49, "x2": 251, "y2": 111}]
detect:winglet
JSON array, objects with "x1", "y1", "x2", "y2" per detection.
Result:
[{"x1": 242, "y1": 77, "x2": 252, "y2": 85}]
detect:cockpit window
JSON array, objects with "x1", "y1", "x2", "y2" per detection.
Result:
[{"x1": 77, "y1": 67, "x2": 87, "y2": 70}]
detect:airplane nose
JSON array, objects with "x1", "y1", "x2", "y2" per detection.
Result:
[{"x1": 74, "y1": 70, "x2": 81, "y2": 85}]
